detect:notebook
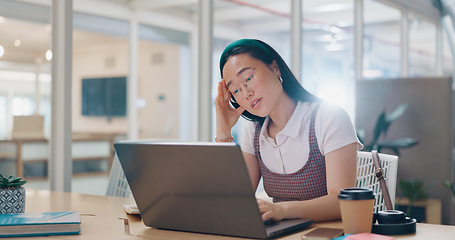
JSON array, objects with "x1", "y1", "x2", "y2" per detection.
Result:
[
  {"x1": 0, "y1": 212, "x2": 81, "y2": 237},
  {"x1": 114, "y1": 141, "x2": 312, "y2": 239}
]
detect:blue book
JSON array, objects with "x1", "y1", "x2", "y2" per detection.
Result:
[{"x1": 0, "y1": 211, "x2": 81, "y2": 237}]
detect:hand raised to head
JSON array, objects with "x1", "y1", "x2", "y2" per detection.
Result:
[{"x1": 215, "y1": 79, "x2": 245, "y2": 137}]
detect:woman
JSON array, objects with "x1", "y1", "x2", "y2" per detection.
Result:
[{"x1": 215, "y1": 39, "x2": 363, "y2": 222}]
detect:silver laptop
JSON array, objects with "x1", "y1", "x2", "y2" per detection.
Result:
[{"x1": 114, "y1": 141, "x2": 312, "y2": 239}]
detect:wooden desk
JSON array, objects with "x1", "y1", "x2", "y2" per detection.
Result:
[
  {"x1": 0, "y1": 136, "x2": 115, "y2": 177},
  {"x1": 17, "y1": 189, "x2": 455, "y2": 240}
]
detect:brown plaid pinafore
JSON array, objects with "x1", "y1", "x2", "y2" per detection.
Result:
[{"x1": 253, "y1": 103, "x2": 327, "y2": 202}]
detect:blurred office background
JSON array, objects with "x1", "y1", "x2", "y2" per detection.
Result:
[{"x1": 0, "y1": 0, "x2": 455, "y2": 224}]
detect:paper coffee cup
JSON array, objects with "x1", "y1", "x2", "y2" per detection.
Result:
[{"x1": 338, "y1": 188, "x2": 375, "y2": 234}]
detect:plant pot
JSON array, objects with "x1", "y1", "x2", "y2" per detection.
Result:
[{"x1": 0, "y1": 187, "x2": 26, "y2": 214}]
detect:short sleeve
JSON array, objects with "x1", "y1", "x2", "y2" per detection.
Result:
[
  {"x1": 240, "y1": 121, "x2": 256, "y2": 156},
  {"x1": 316, "y1": 103, "x2": 363, "y2": 155}
]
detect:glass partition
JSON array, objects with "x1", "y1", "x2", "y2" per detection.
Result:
[
  {"x1": 71, "y1": 13, "x2": 191, "y2": 194},
  {"x1": 409, "y1": 15, "x2": 437, "y2": 76},
  {"x1": 136, "y1": 24, "x2": 190, "y2": 140},
  {"x1": 0, "y1": 1, "x2": 52, "y2": 190},
  {"x1": 363, "y1": 0, "x2": 401, "y2": 80},
  {"x1": 212, "y1": 0, "x2": 291, "y2": 144},
  {"x1": 303, "y1": 0, "x2": 355, "y2": 115},
  {"x1": 71, "y1": 13, "x2": 129, "y2": 195}
]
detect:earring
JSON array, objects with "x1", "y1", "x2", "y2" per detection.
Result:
[{"x1": 279, "y1": 76, "x2": 283, "y2": 83}]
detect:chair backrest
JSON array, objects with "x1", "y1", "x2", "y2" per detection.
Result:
[
  {"x1": 356, "y1": 151, "x2": 398, "y2": 213},
  {"x1": 105, "y1": 153, "x2": 132, "y2": 197}
]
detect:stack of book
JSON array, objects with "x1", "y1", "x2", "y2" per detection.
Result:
[{"x1": 0, "y1": 211, "x2": 81, "y2": 237}]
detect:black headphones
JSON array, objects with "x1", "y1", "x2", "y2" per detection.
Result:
[{"x1": 372, "y1": 210, "x2": 417, "y2": 235}]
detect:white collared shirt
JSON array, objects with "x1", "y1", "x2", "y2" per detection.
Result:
[{"x1": 240, "y1": 101, "x2": 363, "y2": 174}]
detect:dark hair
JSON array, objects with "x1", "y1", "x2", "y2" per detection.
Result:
[{"x1": 220, "y1": 39, "x2": 320, "y2": 122}]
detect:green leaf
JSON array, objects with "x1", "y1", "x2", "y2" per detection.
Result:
[
  {"x1": 442, "y1": 181, "x2": 455, "y2": 197},
  {"x1": 381, "y1": 121, "x2": 392, "y2": 138},
  {"x1": 0, "y1": 174, "x2": 6, "y2": 181},
  {"x1": 380, "y1": 103, "x2": 409, "y2": 138},
  {"x1": 378, "y1": 138, "x2": 418, "y2": 149},
  {"x1": 0, "y1": 173, "x2": 27, "y2": 188},
  {"x1": 1, "y1": 178, "x2": 8, "y2": 185},
  {"x1": 9, "y1": 177, "x2": 21, "y2": 183},
  {"x1": 387, "y1": 103, "x2": 408, "y2": 123}
]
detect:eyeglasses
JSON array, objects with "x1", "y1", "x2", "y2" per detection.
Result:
[{"x1": 228, "y1": 67, "x2": 256, "y2": 96}]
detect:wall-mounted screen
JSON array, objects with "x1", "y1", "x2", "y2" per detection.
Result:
[{"x1": 82, "y1": 77, "x2": 127, "y2": 118}]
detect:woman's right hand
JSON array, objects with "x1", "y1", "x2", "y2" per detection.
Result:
[{"x1": 215, "y1": 79, "x2": 245, "y2": 139}]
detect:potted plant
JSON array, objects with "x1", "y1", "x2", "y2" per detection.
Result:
[
  {"x1": 357, "y1": 103, "x2": 418, "y2": 155},
  {"x1": 395, "y1": 179, "x2": 443, "y2": 223},
  {"x1": 398, "y1": 179, "x2": 428, "y2": 216},
  {"x1": 0, "y1": 173, "x2": 27, "y2": 214}
]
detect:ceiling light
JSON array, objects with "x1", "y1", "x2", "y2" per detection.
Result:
[
  {"x1": 14, "y1": 39, "x2": 21, "y2": 47},
  {"x1": 45, "y1": 49, "x2": 52, "y2": 61},
  {"x1": 0, "y1": 45, "x2": 4, "y2": 58}
]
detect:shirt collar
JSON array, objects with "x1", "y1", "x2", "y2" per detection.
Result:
[
  {"x1": 260, "y1": 101, "x2": 306, "y2": 139},
  {"x1": 280, "y1": 101, "x2": 305, "y2": 138}
]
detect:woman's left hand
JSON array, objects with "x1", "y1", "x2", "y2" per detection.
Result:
[{"x1": 257, "y1": 199, "x2": 285, "y2": 222}]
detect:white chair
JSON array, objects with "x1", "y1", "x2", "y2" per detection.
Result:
[
  {"x1": 105, "y1": 153, "x2": 131, "y2": 198},
  {"x1": 356, "y1": 151, "x2": 399, "y2": 213}
]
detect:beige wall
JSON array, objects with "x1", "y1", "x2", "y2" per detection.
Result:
[
  {"x1": 137, "y1": 41, "x2": 180, "y2": 139},
  {"x1": 72, "y1": 36, "x2": 180, "y2": 139}
]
